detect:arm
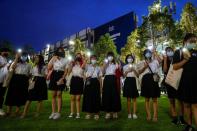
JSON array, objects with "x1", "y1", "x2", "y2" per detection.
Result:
[
  {"x1": 173, "y1": 59, "x2": 188, "y2": 70},
  {"x1": 138, "y1": 62, "x2": 148, "y2": 75},
  {"x1": 163, "y1": 57, "x2": 168, "y2": 73}
]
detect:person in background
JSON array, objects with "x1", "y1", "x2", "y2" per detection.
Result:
[
  {"x1": 138, "y1": 49, "x2": 161, "y2": 122},
  {"x1": 68, "y1": 53, "x2": 85, "y2": 119},
  {"x1": 173, "y1": 33, "x2": 197, "y2": 131},
  {"x1": 48, "y1": 47, "x2": 68, "y2": 120},
  {"x1": 162, "y1": 47, "x2": 185, "y2": 125},
  {"x1": 82, "y1": 55, "x2": 102, "y2": 120},
  {"x1": 0, "y1": 48, "x2": 10, "y2": 116},
  {"x1": 102, "y1": 52, "x2": 121, "y2": 119},
  {"x1": 5, "y1": 52, "x2": 31, "y2": 117},
  {"x1": 20, "y1": 55, "x2": 48, "y2": 118},
  {"x1": 123, "y1": 54, "x2": 139, "y2": 119}
]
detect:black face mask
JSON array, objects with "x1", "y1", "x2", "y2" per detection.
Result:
[{"x1": 57, "y1": 52, "x2": 65, "y2": 58}]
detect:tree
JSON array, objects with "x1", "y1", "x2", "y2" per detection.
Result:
[
  {"x1": 23, "y1": 44, "x2": 35, "y2": 55},
  {"x1": 180, "y1": 2, "x2": 197, "y2": 34},
  {"x1": 0, "y1": 40, "x2": 15, "y2": 59},
  {"x1": 93, "y1": 33, "x2": 117, "y2": 64},
  {"x1": 72, "y1": 38, "x2": 86, "y2": 55},
  {"x1": 120, "y1": 29, "x2": 145, "y2": 62},
  {"x1": 0, "y1": 40, "x2": 14, "y2": 52}
]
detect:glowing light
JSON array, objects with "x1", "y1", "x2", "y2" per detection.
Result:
[
  {"x1": 86, "y1": 51, "x2": 91, "y2": 57},
  {"x1": 17, "y1": 48, "x2": 22, "y2": 53},
  {"x1": 69, "y1": 40, "x2": 75, "y2": 45}
]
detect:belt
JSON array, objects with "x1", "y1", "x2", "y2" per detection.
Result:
[{"x1": 54, "y1": 70, "x2": 64, "y2": 72}]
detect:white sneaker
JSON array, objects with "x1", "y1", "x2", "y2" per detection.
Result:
[
  {"x1": 105, "y1": 113, "x2": 111, "y2": 119},
  {"x1": 68, "y1": 113, "x2": 74, "y2": 118},
  {"x1": 0, "y1": 109, "x2": 5, "y2": 116},
  {"x1": 53, "y1": 113, "x2": 61, "y2": 120},
  {"x1": 85, "y1": 114, "x2": 91, "y2": 119},
  {"x1": 76, "y1": 113, "x2": 80, "y2": 119},
  {"x1": 128, "y1": 114, "x2": 132, "y2": 119},
  {"x1": 49, "y1": 113, "x2": 56, "y2": 119},
  {"x1": 113, "y1": 113, "x2": 118, "y2": 119},
  {"x1": 133, "y1": 114, "x2": 138, "y2": 119}
]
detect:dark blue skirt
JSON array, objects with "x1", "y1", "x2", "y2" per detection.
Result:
[
  {"x1": 123, "y1": 77, "x2": 139, "y2": 98},
  {"x1": 49, "y1": 70, "x2": 66, "y2": 91},
  {"x1": 141, "y1": 74, "x2": 160, "y2": 98},
  {"x1": 5, "y1": 74, "x2": 29, "y2": 106},
  {"x1": 102, "y1": 75, "x2": 121, "y2": 112},
  {"x1": 70, "y1": 76, "x2": 84, "y2": 95},
  {"x1": 82, "y1": 78, "x2": 101, "y2": 113},
  {"x1": 28, "y1": 76, "x2": 48, "y2": 101}
]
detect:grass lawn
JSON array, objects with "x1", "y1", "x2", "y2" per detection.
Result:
[{"x1": 0, "y1": 92, "x2": 186, "y2": 131}]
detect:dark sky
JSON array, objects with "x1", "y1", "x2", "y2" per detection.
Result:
[{"x1": 0, "y1": 0, "x2": 196, "y2": 51}]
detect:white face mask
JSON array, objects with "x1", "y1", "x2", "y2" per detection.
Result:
[
  {"x1": 108, "y1": 56, "x2": 113, "y2": 62},
  {"x1": 127, "y1": 58, "x2": 133, "y2": 63},
  {"x1": 166, "y1": 51, "x2": 174, "y2": 57},
  {"x1": 91, "y1": 59, "x2": 97, "y2": 65}
]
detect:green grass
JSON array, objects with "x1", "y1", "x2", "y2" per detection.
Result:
[{"x1": 0, "y1": 92, "x2": 185, "y2": 131}]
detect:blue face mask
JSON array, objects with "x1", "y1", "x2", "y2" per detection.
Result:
[
  {"x1": 145, "y1": 52, "x2": 152, "y2": 58},
  {"x1": 21, "y1": 56, "x2": 27, "y2": 62},
  {"x1": 185, "y1": 43, "x2": 197, "y2": 50},
  {"x1": 166, "y1": 51, "x2": 174, "y2": 57}
]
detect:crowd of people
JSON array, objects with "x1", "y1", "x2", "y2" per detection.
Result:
[{"x1": 0, "y1": 33, "x2": 196, "y2": 131}]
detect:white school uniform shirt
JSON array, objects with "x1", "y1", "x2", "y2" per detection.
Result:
[
  {"x1": 52, "y1": 57, "x2": 68, "y2": 71},
  {"x1": 31, "y1": 66, "x2": 47, "y2": 77},
  {"x1": 142, "y1": 59, "x2": 160, "y2": 75},
  {"x1": 123, "y1": 64, "x2": 137, "y2": 77},
  {"x1": 105, "y1": 63, "x2": 118, "y2": 75},
  {"x1": 85, "y1": 64, "x2": 102, "y2": 78},
  {"x1": 14, "y1": 63, "x2": 31, "y2": 76},
  {"x1": 72, "y1": 64, "x2": 84, "y2": 78},
  {"x1": 0, "y1": 56, "x2": 8, "y2": 83}
]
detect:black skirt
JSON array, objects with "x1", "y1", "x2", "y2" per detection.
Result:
[
  {"x1": 82, "y1": 78, "x2": 101, "y2": 113},
  {"x1": 70, "y1": 76, "x2": 84, "y2": 95},
  {"x1": 141, "y1": 74, "x2": 160, "y2": 98},
  {"x1": 49, "y1": 70, "x2": 65, "y2": 91},
  {"x1": 28, "y1": 76, "x2": 48, "y2": 101},
  {"x1": 102, "y1": 75, "x2": 121, "y2": 112},
  {"x1": 5, "y1": 74, "x2": 29, "y2": 106},
  {"x1": 164, "y1": 82, "x2": 177, "y2": 99},
  {"x1": 123, "y1": 77, "x2": 139, "y2": 98}
]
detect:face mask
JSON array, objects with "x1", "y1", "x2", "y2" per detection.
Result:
[
  {"x1": 185, "y1": 43, "x2": 197, "y2": 50},
  {"x1": 91, "y1": 59, "x2": 97, "y2": 65},
  {"x1": 145, "y1": 52, "x2": 152, "y2": 58},
  {"x1": 166, "y1": 51, "x2": 174, "y2": 57},
  {"x1": 21, "y1": 56, "x2": 27, "y2": 62},
  {"x1": 127, "y1": 58, "x2": 133, "y2": 63},
  {"x1": 57, "y1": 52, "x2": 65, "y2": 58},
  {"x1": 107, "y1": 56, "x2": 113, "y2": 62}
]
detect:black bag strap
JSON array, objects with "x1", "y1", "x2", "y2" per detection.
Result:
[{"x1": 145, "y1": 60, "x2": 154, "y2": 74}]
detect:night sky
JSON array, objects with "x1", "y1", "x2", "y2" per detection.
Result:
[{"x1": 0, "y1": 0, "x2": 196, "y2": 51}]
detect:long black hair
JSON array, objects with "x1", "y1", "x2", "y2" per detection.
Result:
[{"x1": 36, "y1": 55, "x2": 45, "y2": 74}]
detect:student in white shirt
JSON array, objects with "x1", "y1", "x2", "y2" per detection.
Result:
[
  {"x1": 82, "y1": 55, "x2": 102, "y2": 120},
  {"x1": 5, "y1": 52, "x2": 31, "y2": 117},
  {"x1": 138, "y1": 49, "x2": 161, "y2": 122},
  {"x1": 102, "y1": 52, "x2": 121, "y2": 119},
  {"x1": 0, "y1": 48, "x2": 10, "y2": 116},
  {"x1": 68, "y1": 53, "x2": 85, "y2": 119},
  {"x1": 123, "y1": 54, "x2": 139, "y2": 119},
  {"x1": 21, "y1": 55, "x2": 48, "y2": 118},
  {"x1": 48, "y1": 47, "x2": 68, "y2": 120}
]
